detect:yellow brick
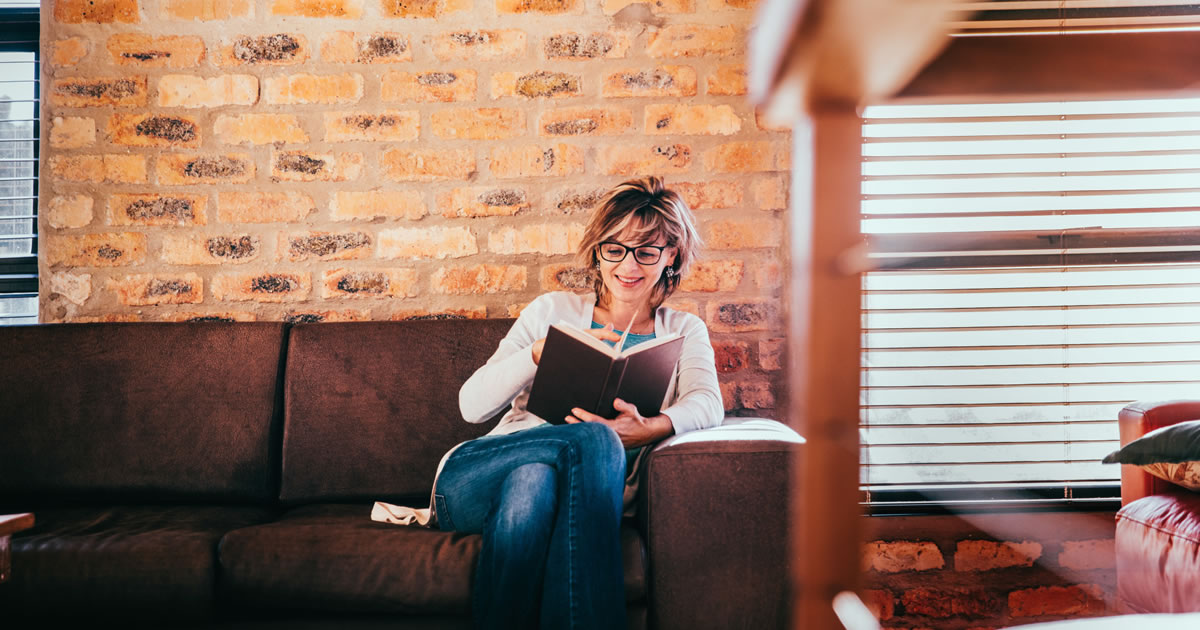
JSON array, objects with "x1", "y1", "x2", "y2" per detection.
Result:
[
  {"x1": 110, "y1": 193, "x2": 207, "y2": 226},
  {"x1": 710, "y1": 0, "x2": 755, "y2": 8},
  {"x1": 664, "y1": 297, "x2": 699, "y2": 316},
  {"x1": 278, "y1": 230, "x2": 372, "y2": 261},
  {"x1": 270, "y1": 0, "x2": 363, "y2": 18},
  {"x1": 602, "y1": 66, "x2": 696, "y2": 98},
  {"x1": 378, "y1": 225, "x2": 478, "y2": 259},
  {"x1": 52, "y1": 38, "x2": 89, "y2": 67},
  {"x1": 332, "y1": 190, "x2": 427, "y2": 221},
  {"x1": 645, "y1": 104, "x2": 740, "y2": 135},
  {"x1": 158, "y1": 74, "x2": 258, "y2": 107},
  {"x1": 47, "y1": 233, "x2": 147, "y2": 267},
  {"x1": 603, "y1": 0, "x2": 691, "y2": 13},
  {"x1": 751, "y1": 176, "x2": 787, "y2": 210},
  {"x1": 215, "y1": 113, "x2": 309, "y2": 145},
  {"x1": 438, "y1": 187, "x2": 529, "y2": 218},
  {"x1": 671, "y1": 181, "x2": 743, "y2": 209},
  {"x1": 321, "y1": 268, "x2": 418, "y2": 298},
  {"x1": 381, "y1": 70, "x2": 476, "y2": 103},
  {"x1": 320, "y1": 32, "x2": 412, "y2": 63},
  {"x1": 496, "y1": 0, "x2": 577, "y2": 14},
  {"x1": 679, "y1": 259, "x2": 743, "y2": 292},
  {"x1": 705, "y1": 218, "x2": 783, "y2": 249},
  {"x1": 492, "y1": 71, "x2": 581, "y2": 99},
  {"x1": 265, "y1": 73, "x2": 363, "y2": 104},
  {"x1": 703, "y1": 141, "x2": 790, "y2": 173},
  {"x1": 50, "y1": 116, "x2": 96, "y2": 149},
  {"x1": 551, "y1": 187, "x2": 608, "y2": 214},
  {"x1": 284, "y1": 309, "x2": 371, "y2": 323},
  {"x1": 52, "y1": 77, "x2": 148, "y2": 107},
  {"x1": 488, "y1": 223, "x2": 584, "y2": 255},
  {"x1": 381, "y1": 0, "x2": 469, "y2": 18},
  {"x1": 65, "y1": 313, "x2": 142, "y2": 323},
  {"x1": 646, "y1": 25, "x2": 740, "y2": 58},
  {"x1": 596, "y1": 144, "x2": 692, "y2": 176},
  {"x1": 392, "y1": 307, "x2": 486, "y2": 321},
  {"x1": 46, "y1": 194, "x2": 94, "y2": 229},
  {"x1": 161, "y1": 0, "x2": 253, "y2": 20},
  {"x1": 707, "y1": 64, "x2": 746, "y2": 95},
  {"x1": 489, "y1": 144, "x2": 584, "y2": 178},
  {"x1": 540, "y1": 263, "x2": 593, "y2": 292},
  {"x1": 109, "y1": 274, "x2": 204, "y2": 306},
  {"x1": 165, "y1": 311, "x2": 257, "y2": 322},
  {"x1": 755, "y1": 261, "x2": 781, "y2": 289},
  {"x1": 49, "y1": 155, "x2": 147, "y2": 184},
  {"x1": 324, "y1": 111, "x2": 418, "y2": 142},
  {"x1": 107, "y1": 34, "x2": 206, "y2": 68},
  {"x1": 219, "y1": 192, "x2": 315, "y2": 223},
  {"x1": 539, "y1": 107, "x2": 631, "y2": 136},
  {"x1": 432, "y1": 265, "x2": 527, "y2": 295},
  {"x1": 433, "y1": 30, "x2": 525, "y2": 61},
  {"x1": 161, "y1": 233, "x2": 261, "y2": 264},
  {"x1": 213, "y1": 272, "x2": 312, "y2": 303},
  {"x1": 215, "y1": 34, "x2": 308, "y2": 66},
  {"x1": 108, "y1": 113, "x2": 201, "y2": 148},
  {"x1": 49, "y1": 271, "x2": 92, "y2": 306},
  {"x1": 705, "y1": 299, "x2": 776, "y2": 333},
  {"x1": 381, "y1": 148, "x2": 476, "y2": 181},
  {"x1": 431, "y1": 108, "x2": 524, "y2": 140},
  {"x1": 157, "y1": 153, "x2": 254, "y2": 185},
  {"x1": 55, "y1": 0, "x2": 139, "y2": 23},
  {"x1": 543, "y1": 31, "x2": 631, "y2": 60},
  {"x1": 271, "y1": 151, "x2": 363, "y2": 182}
]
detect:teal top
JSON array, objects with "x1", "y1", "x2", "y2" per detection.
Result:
[
  {"x1": 590, "y1": 321, "x2": 655, "y2": 476},
  {"x1": 590, "y1": 320, "x2": 656, "y2": 352}
]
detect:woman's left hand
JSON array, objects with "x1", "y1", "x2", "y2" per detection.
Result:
[{"x1": 566, "y1": 398, "x2": 675, "y2": 448}]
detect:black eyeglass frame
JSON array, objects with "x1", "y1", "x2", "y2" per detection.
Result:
[{"x1": 597, "y1": 241, "x2": 670, "y2": 265}]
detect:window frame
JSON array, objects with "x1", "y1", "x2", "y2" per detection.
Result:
[{"x1": 0, "y1": 7, "x2": 38, "y2": 305}]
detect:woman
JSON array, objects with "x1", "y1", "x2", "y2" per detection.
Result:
[{"x1": 438, "y1": 176, "x2": 723, "y2": 630}]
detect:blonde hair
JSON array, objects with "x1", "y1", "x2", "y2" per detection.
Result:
[{"x1": 576, "y1": 176, "x2": 702, "y2": 311}]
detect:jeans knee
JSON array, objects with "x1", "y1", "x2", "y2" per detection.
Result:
[
  {"x1": 493, "y1": 463, "x2": 557, "y2": 536},
  {"x1": 565, "y1": 422, "x2": 625, "y2": 486}
]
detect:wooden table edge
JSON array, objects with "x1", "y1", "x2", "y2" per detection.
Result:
[{"x1": 0, "y1": 513, "x2": 34, "y2": 536}]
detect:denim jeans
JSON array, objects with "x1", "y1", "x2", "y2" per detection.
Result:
[{"x1": 433, "y1": 422, "x2": 627, "y2": 630}]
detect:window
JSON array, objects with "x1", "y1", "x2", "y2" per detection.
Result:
[
  {"x1": 0, "y1": 5, "x2": 37, "y2": 326},
  {"x1": 860, "y1": 97, "x2": 1200, "y2": 509}
]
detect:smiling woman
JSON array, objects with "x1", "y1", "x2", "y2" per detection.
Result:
[{"x1": 431, "y1": 175, "x2": 722, "y2": 630}]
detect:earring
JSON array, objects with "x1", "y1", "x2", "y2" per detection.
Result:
[
  {"x1": 665, "y1": 267, "x2": 675, "y2": 279},
  {"x1": 595, "y1": 261, "x2": 601, "y2": 271}
]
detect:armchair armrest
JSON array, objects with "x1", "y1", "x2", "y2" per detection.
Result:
[
  {"x1": 639, "y1": 418, "x2": 804, "y2": 630},
  {"x1": 1118, "y1": 400, "x2": 1200, "y2": 505}
]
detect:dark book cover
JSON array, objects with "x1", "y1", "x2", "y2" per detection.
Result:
[{"x1": 526, "y1": 324, "x2": 685, "y2": 425}]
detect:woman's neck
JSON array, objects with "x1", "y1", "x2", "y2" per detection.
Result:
[{"x1": 595, "y1": 296, "x2": 655, "y2": 334}]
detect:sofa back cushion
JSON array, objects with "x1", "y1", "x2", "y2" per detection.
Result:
[
  {"x1": 279, "y1": 319, "x2": 512, "y2": 504},
  {"x1": 0, "y1": 323, "x2": 287, "y2": 504}
]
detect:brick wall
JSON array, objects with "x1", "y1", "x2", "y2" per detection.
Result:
[
  {"x1": 862, "y1": 511, "x2": 1119, "y2": 629},
  {"x1": 39, "y1": 0, "x2": 788, "y2": 416}
]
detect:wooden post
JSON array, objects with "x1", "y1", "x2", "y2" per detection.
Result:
[{"x1": 788, "y1": 107, "x2": 864, "y2": 630}]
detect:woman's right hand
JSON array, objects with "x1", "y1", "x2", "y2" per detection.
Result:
[{"x1": 531, "y1": 324, "x2": 622, "y2": 365}]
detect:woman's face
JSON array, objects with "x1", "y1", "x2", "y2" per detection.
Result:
[{"x1": 597, "y1": 225, "x2": 677, "y2": 311}]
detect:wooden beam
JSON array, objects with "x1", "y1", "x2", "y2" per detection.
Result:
[
  {"x1": 899, "y1": 30, "x2": 1200, "y2": 101},
  {"x1": 789, "y1": 108, "x2": 865, "y2": 630}
]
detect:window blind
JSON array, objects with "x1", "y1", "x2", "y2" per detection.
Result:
[
  {"x1": 0, "y1": 8, "x2": 37, "y2": 326},
  {"x1": 860, "y1": 97, "x2": 1200, "y2": 500},
  {"x1": 956, "y1": 1, "x2": 1200, "y2": 35}
]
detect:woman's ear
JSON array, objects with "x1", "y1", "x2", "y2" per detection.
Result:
[{"x1": 665, "y1": 248, "x2": 678, "y2": 269}]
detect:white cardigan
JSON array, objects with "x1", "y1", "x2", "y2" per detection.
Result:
[
  {"x1": 370, "y1": 291, "x2": 723, "y2": 526},
  {"x1": 459, "y1": 291, "x2": 725, "y2": 436}
]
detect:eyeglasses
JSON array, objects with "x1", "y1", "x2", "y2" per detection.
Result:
[{"x1": 598, "y1": 241, "x2": 669, "y2": 265}]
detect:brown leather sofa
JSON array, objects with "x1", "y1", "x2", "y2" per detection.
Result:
[
  {"x1": 1114, "y1": 399, "x2": 1200, "y2": 613},
  {"x1": 0, "y1": 320, "x2": 802, "y2": 629}
]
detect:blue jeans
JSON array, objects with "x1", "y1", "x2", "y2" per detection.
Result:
[{"x1": 434, "y1": 422, "x2": 627, "y2": 630}]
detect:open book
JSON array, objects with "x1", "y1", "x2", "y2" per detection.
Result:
[{"x1": 526, "y1": 323, "x2": 685, "y2": 425}]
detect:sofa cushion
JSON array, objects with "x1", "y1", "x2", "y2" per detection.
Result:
[
  {"x1": 1116, "y1": 488, "x2": 1200, "y2": 613},
  {"x1": 279, "y1": 320, "x2": 512, "y2": 504},
  {"x1": 0, "y1": 505, "x2": 275, "y2": 619},
  {"x1": 218, "y1": 504, "x2": 647, "y2": 614},
  {"x1": 0, "y1": 322, "x2": 287, "y2": 503}
]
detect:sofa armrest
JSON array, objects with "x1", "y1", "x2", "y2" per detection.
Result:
[
  {"x1": 1119, "y1": 400, "x2": 1200, "y2": 506},
  {"x1": 639, "y1": 418, "x2": 804, "y2": 630}
]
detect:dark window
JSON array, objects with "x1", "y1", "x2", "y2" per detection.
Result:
[{"x1": 0, "y1": 7, "x2": 37, "y2": 325}]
